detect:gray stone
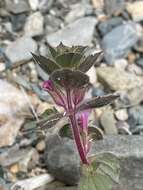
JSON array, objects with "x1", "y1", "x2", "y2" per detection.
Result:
[
  {"x1": 101, "y1": 22, "x2": 139, "y2": 64},
  {"x1": 104, "y1": 0, "x2": 125, "y2": 15},
  {"x1": 98, "y1": 17, "x2": 123, "y2": 36},
  {"x1": 92, "y1": 86, "x2": 105, "y2": 97},
  {"x1": 45, "y1": 15, "x2": 63, "y2": 34},
  {"x1": 127, "y1": 63, "x2": 143, "y2": 75},
  {"x1": 134, "y1": 38, "x2": 143, "y2": 53},
  {"x1": 5, "y1": 36, "x2": 37, "y2": 64},
  {"x1": 39, "y1": 0, "x2": 54, "y2": 13},
  {"x1": 131, "y1": 125, "x2": 143, "y2": 134},
  {"x1": 100, "y1": 109, "x2": 118, "y2": 135},
  {"x1": 114, "y1": 59, "x2": 128, "y2": 70},
  {"x1": 91, "y1": 135, "x2": 143, "y2": 190},
  {"x1": 115, "y1": 109, "x2": 128, "y2": 121},
  {"x1": 24, "y1": 12, "x2": 44, "y2": 37},
  {"x1": 96, "y1": 67, "x2": 143, "y2": 91},
  {"x1": 128, "y1": 106, "x2": 143, "y2": 130},
  {"x1": 28, "y1": 0, "x2": 39, "y2": 11},
  {"x1": 46, "y1": 17, "x2": 97, "y2": 46},
  {"x1": 136, "y1": 57, "x2": 143, "y2": 68},
  {"x1": 44, "y1": 135, "x2": 81, "y2": 185},
  {"x1": 116, "y1": 121, "x2": 131, "y2": 135},
  {"x1": 11, "y1": 13, "x2": 27, "y2": 32},
  {"x1": 0, "y1": 80, "x2": 30, "y2": 147},
  {"x1": 5, "y1": 0, "x2": 30, "y2": 14},
  {"x1": 128, "y1": 87, "x2": 143, "y2": 105},
  {"x1": 65, "y1": 4, "x2": 85, "y2": 24}
]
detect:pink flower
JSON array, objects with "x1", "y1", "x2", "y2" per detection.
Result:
[
  {"x1": 78, "y1": 111, "x2": 91, "y2": 155},
  {"x1": 42, "y1": 80, "x2": 54, "y2": 91},
  {"x1": 42, "y1": 80, "x2": 66, "y2": 108}
]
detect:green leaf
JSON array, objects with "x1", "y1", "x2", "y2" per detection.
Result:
[
  {"x1": 77, "y1": 51, "x2": 103, "y2": 72},
  {"x1": 88, "y1": 126, "x2": 104, "y2": 140},
  {"x1": 40, "y1": 108, "x2": 57, "y2": 119},
  {"x1": 78, "y1": 153, "x2": 120, "y2": 190},
  {"x1": 56, "y1": 43, "x2": 88, "y2": 55},
  {"x1": 47, "y1": 43, "x2": 58, "y2": 57},
  {"x1": 32, "y1": 53, "x2": 61, "y2": 74},
  {"x1": 55, "y1": 52, "x2": 83, "y2": 68},
  {"x1": 77, "y1": 94, "x2": 119, "y2": 112}
]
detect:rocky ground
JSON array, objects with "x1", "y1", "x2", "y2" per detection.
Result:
[{"x1": 0, "y1": 0, "x2": 143, "y2": 190}]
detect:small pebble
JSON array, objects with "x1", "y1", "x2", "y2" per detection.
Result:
[
  {"x1": 116, "y1": 121, "x2": 131, "y2": 135},
  {"x1": 29, "y1": 0, "x2": 39, "y2": 10},
  {"x1": 0, "y1": 63, "x2": 6, "y2": 72},
  {"x1": 115, "y1": 109, "x2": 128, "y2": 121},
  {"x1": 127, "y1": 52, "x2": 136, "y2": 64},
  {"x1": 9, "y1": 164, "x2": 19, "y2": 174},
  {"x1": 36, "y1": 140, "x2": 46, "y2": 152},
  {"x1": 114, "y1": 59, "x2": 128, "y2": 70},
  {"x1": 127, "y1": 63, "x2": 143, "y2": 75}
]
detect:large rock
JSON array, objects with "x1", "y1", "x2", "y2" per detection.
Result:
[
  {"x1": 101, "y1": 22, "x2": 139, "y2": 64},
  {"x1": 5, "y1": 0, "x2": 30, "y2": 14},
  {"x1": 96, "y1": 67, "x2": 143, "y2": 91},
  {"x1": 0, "y1": 80, "x2": 29, "y2": 147},
  {"x1": 44, "y1": 135, "x2": 81, "y2": 185},
  {"x1": 98, "y1": 17, "x2": 123, "y2": 36},
  {"x1": 46, "y1": 17, "x2": 97, "y2": 46},
  {"x1": 126, "y1": 1, "x2": 143, "y2": 22},
  {"x1": 5, "y1": 36, "x2": 37, "y2": 64},
  {"x1": 91, "y1": 135, "x2": 143, "y2": 190},
  {"x1": 65, "y1": 4, "x2": 85, "y2": 24}
]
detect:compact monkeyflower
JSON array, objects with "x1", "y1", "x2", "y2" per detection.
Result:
[{"x1": 32, "y1": 43, "x2": 119, "y2": 165}]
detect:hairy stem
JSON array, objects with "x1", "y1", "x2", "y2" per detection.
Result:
[{"x1": 66, "y1": 89, "x2": 89, "y2": 165}]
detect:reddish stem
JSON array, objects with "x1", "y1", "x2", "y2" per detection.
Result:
[{"x1": 66, "y1": 89, "x2": 89, "y2": 165}]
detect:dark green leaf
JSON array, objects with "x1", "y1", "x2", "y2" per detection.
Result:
[
  {"x1": 56, "y1": 43, "x2": 88, "y2": 55},
  {"x1": 32, "y1": 53, "x2": 60, "y2": 74},
  {"x1": 77, "y1": 51, "x2": 103, "y2": 72},
  {"x1": 47, "y1": 43, "x2": 58, "y2": 57},
  {"x1": 55, "y1": 52, "x2": 83, "y2": 68},
  {"x1": 70, "y1": 45, "x2": 88, "y2": 54},
  {"x1": 77, "y1": 94, "x2": 119, "y2": 111},
  {"x1": 88, "y1": 126, "x2": 104, "y2": 140},
  {"x1": 56, "y1": 42, "x2": 71, "y2": 55},
  {"x1": 37, "y1": 112, "x2": 64, "y2": 129},
  {"x1": 78, "y1": 153, "x2": 120, "y2": 190},
  {"x1": 59, "y1": 124, "x2": 73, "y2": 138},
  {"x1": 50, "y1": 69, "x2": 89, "y2": 89},
  {"x1": 40, "y1": 108, "x2": 57, "y2": 119}
]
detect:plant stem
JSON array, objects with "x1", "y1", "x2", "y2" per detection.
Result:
[{"x1": 66, "y1": 89, "x2": 89, "y2": 165}]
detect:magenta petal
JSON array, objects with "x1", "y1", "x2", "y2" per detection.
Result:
[
  {"x1": 78, "y1": 111, "x2": 89, "y2": 132},
  {"x1": 42, "y1": 80, "x2": 54, "y2": 91},
  {"x1": 42, "y1": 80, "x2": 66, "y2": 108}
]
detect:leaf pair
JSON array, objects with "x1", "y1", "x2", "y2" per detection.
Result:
[{"x1": 32, "y1": 43, "x2": 103, "y2": 75}]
